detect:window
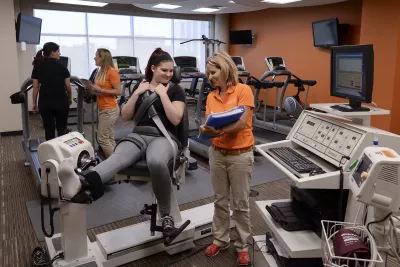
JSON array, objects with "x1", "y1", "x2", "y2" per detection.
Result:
[
  {"x1": 39, "y1": 35, "x2": 88, "y2": 79},
  {"x1": 34, "y1": 9, "x2": 211, "y2": 78},
  {"x1": 35, "y1": 10, "x2": 86, "y2": 35},
  {"x1": 88, "y1": 38, "x2": 134, "y2": 72},
  {"x1": 134, "y1": 17, "x2": 172, "y2": 38},
  {"x1": 135, "y1": 38, "x2": 173, "y2": 73},
  {"x1": 88, "y1": 13, "x2": 131, "y2": 36}
]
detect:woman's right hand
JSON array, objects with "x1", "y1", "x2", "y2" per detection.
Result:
[{"x1": 134, "y1": 81, "x2": 151, "y2": 96}]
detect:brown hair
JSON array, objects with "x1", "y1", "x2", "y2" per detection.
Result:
[{"x1": 144, "y1": 47, "x2": 173, "y2": 82}]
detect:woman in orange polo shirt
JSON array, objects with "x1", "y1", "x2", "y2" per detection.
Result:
[
  {"x1": 200, "y1": 51, "x2": 255, "y2": 266},
  {"x1": 89, "y1": 48, "x2": 122, "y2": 158}
]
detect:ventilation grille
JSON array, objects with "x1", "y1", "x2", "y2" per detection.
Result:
[{"x1": 378, "y1": 165, "x2": 399, "y2": 185}]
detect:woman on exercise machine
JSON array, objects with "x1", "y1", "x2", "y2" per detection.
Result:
[{"x1": 57, "y1": 47, "x2": 186, "y2": 243}]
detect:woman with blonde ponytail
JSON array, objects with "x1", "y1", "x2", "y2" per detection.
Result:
[{"x1": 89, "y1": 48, "x2": 122, "y2": 158}]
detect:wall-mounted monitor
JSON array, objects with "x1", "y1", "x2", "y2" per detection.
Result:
[
  {"x1": 312, "y1": 18, "x2": 339, "y2": 47},
  {"x1": 16, "y1": 13, "x2": 42, "y2": 44},
  {"x1": 230, "y1": 30, "x2": 252, "y2": 45}
]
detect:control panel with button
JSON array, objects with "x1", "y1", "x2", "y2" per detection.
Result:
[
  {"x1": 293, "y1": 114, "x2": 363, "y2": 164},
  {"x1": 64, "y1": 137, "x2": 84, "y2": 148}
]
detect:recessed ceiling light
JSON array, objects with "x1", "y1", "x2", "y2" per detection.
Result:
[
  {"x1": 261, "y1": 0, "x2": 301, "y2": 3},
  {"x1": 229, "y1": 0, "x2": 235, "y2": 3},
  {"x1": 49, "y1": 0, "x2": 108, "y2": 7},
  {"x1": 153, "y1": 3, "x2": 182, "y2": 9},
  {"x1": 192, "y1": 7, "x2": 219, "y2": 12}
]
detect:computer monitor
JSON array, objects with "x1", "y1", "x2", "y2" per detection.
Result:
[
  {"x1": 312, "y1": 18, "x2": 339, "y2": 48},
  {"x1": 59, "y1": 56, "x2": 71, "y2": 73},
  {"x1": 330, "y1": 45, "x2": 374, "y2": 112}
]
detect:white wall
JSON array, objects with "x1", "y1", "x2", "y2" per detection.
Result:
[
  {"x1": 0, "y1": 0, "x2": 22, "y2": 132},
  {"x1": 214, "y1": 14, "x2": 230, "y2": 53}
]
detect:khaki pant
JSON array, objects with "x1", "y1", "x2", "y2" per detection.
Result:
[
  {"x1": 209, "y1": 147, "x2": 254, "y2": 252},
  {"x1": 97, "y1": 107, "x2": 119, "y2": 158}
]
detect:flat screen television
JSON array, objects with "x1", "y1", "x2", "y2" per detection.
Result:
[
  {"x1": 312, "y1": 18, "x2": 339, "y2": 47},
  {"x1": 230, "y1": 30, "x2": 252, "y2": 45},
  {"x1": 16, "y1": 13, "x2": 42, "y2": 44}
]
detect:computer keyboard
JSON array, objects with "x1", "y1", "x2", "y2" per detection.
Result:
[{"x1": 267, "y1": 147, "x2": 325, "y2": 174}]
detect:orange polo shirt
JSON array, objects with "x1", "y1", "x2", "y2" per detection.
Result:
[
  {"x1": 205, "y1": 83, "x2": 255, "y2": 149},
  {"x1": 95, "y1": 67, "x2": 120, "y2": 109}
]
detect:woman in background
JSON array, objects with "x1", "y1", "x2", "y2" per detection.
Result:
[
  {"x1": 32, "y1": 42, "x2": 72, "y2": 141},
  {"x1": 89, "y1": 48, "x2": 122, "y2": 158}
]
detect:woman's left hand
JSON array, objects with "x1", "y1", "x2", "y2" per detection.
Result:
[
  {"x1": 154, "y1": 83, "x2": 169, "y2": 96},
  {"x1": 200, "y1": 125, "x2": 222, "y2": 136}
]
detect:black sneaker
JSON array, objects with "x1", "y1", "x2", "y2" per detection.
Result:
[
  {"x1": 161, "y1": 216, "x2": 175, "y2": 234},
  {"x1": 32, "y1": 247, "x2": 48, "y2": 267}
]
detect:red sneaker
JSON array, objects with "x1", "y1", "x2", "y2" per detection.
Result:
[
  {"x1": 237, "y1": 251, "x2": 250, "y2": 266},
  {"x1": 205, "y1": 243, "x2": 229, "y2": 257}
]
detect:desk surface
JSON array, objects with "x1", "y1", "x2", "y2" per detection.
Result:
[{"x1": 310, "y1": 103, "x2": 390, "y2": 117}]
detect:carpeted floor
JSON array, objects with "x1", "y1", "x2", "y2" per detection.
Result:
[{"x1": 1, "y1": 109, "x2": 399, "y2": 267}]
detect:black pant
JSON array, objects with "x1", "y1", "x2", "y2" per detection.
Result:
[{"x1": 39, "y1": 107, "x2": 69, "y2": 141}]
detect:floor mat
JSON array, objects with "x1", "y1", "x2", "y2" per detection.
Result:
[{"x1": 27, "y1": 156, "x2": 286, "y2": 241}]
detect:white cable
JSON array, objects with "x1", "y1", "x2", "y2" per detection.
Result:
[
  {"x1": 390, "y1": 218, "x2": 400, "y2": 264},
  {"x1": 371, "y1": 102, "x2": 378, "y2": 107},
  {"x1": 353, "y1": 203, "x2": 363, "y2": 226}
]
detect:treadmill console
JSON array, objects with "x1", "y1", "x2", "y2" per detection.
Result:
[
  {"x1": 293, "y1": 114, "x2": 363, "y2": 165},
  {"x1": 265, "y1": 57, "x2": 286, "y2": 71}
]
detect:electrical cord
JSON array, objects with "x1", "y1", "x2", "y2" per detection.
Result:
[
  {"x1": 41, "y1": 170, "x2": 60, "y2": 238},
  {"x1": 367, "y1": 212, "x2": 392, "y2": 234}
]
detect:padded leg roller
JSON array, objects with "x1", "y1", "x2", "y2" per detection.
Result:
[{"x1": 70, "y1": 170, "x2": 104, "y2": 203}]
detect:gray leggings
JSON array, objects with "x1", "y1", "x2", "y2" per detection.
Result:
[{"x1": 92, "y1": 133, "x2": 178, "y2": 216}]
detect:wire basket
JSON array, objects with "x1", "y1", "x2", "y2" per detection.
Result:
[{"x1": 321, "y1": 220, "x2": 383, "y2": 267}]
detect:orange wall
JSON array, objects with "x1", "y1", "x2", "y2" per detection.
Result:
[
  {"x1": 358, "y1": 0, "x2": 400, "y2": 132},
  {"x1": 229, "y1": 0, "x2": 363, "y2": 108}
]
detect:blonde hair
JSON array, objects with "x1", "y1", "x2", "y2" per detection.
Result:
[
  {"x1": 95, "y1": 48, "x2": 115, "y2": 83},
  {"x1": 206, "y1": 51, "x2": 238, "y2": 88}
]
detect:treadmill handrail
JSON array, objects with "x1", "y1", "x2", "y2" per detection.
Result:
[{"x1": 260, "y1": 69, "x2": 292, "y2": 81}]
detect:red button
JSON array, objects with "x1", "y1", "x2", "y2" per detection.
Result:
[{"x1": 78, "y1": 140, "x2": 83, "y2": 144}]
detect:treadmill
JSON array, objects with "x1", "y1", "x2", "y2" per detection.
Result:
[
  {"x1": 10, "y1": 76, "x2": 87, "y2": 188},
  {"x1": 253, "y1": 57, "x2": 315, "y2": 135},
  {"x1": 231, "y1": 56, "x2": 251, "y2": 83},
  {"x1": 173, "y1": 56, "x2": 209, "y2": 105},
  {"x1": 112, "y1": 56, "x2": 145, "y2": 109}
]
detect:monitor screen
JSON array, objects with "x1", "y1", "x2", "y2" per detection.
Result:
[
  {"x1": 113, "y1": 56, "x2": 138, "y2": 69},
  {"x1": 331, "y1": 45, "x2": 374, "y2": 110},
  {"x1": 230, "y1": 30, "x2": 252, "y2": 45},
  {"x1": 174, "y1": 56, "x2": 197, "y2": 68},
  {"x1": 265, "y1": 57, "x2": 286, "y2": 71},
  {"x1": 312, "y1": 18, "x2": 338, "y2": 47},
  {"x1": 16, "y1": 13, "x2": 42, "y2": 44}
]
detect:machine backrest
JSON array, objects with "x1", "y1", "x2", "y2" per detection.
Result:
[{"x1": 169, "y1": 66, "x2": 188, "y2": 148}]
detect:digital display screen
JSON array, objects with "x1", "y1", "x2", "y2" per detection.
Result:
[{"x1": 307, "y1": 121, "x2": 315, "y2": 126}]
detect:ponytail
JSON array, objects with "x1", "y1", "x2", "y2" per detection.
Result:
[
  {"x1": 32, "y1": 42, "x2": 60, "y2": 69},
  {"x1": 32, "y1": 49, "x2": 44, "y2": 69}
]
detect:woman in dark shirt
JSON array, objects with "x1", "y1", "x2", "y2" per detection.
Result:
[
  {"x1": 56, "y1": 48, "x2": 186, "y2": 244},
  {"x1": 32, "y1": 42, "x2": 72, "y2": 140}
]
